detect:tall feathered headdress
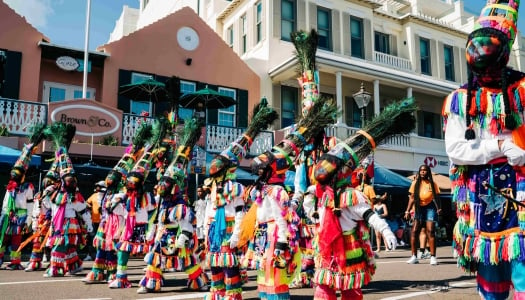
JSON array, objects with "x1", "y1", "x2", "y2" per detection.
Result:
[
  {"x1": 314, "y1": 98, "x2": 417, "y2": 185},
  {"x1": 44, "y1": 122, "x2": 77, "y2": 178},
  {"x1": 251, "y1": 29, "x2": 337, "y2": 182},
  {"x1": 209, "y1": 98, "x2": 279, "y2": 180},
  {"x1": 111, "y1": 122, "x2": 152, "y2": 182},
  {"x1": 128, "y1": 117, "x2": 173, "y2": 184},
  {"x1": 158, "y1": 117, "x2": 203, "y2": 196},
  {"x1": 11, "y1": 122, "x2": 47, "y2": 178}
]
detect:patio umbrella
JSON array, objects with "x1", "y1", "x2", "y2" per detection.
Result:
[
  {"x1": 179, "y1": 86, "x2": 236, "y2": 110},
  {"x1": 119, "y1": 78, "x2": 169, "y2": 113}
]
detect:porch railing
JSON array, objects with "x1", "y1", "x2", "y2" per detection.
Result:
[
  {"x1": 0, "y1": 98, "x2": 48, "y2": 136},
  {"x1": 374, "y1": 51, "x2": 412, "y2": 72},
  {"x1": 206, "y1": 124, "x2": 273, "y2": 156},
  {"x1": 121, "y1": 115, "x2": 274, "y2": 157}
]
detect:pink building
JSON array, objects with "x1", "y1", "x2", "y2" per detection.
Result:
[{"x1": 0, "y1": 2, "x2": 264, "y2": 165}]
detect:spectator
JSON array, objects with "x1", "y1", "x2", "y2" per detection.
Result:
[
  {"x1": 84, "y1": 181, "x2": 106, "y2": 261},
  {"x1": 373, "y1": 195, "x2": 389, "y2": 252},
  {"x1": 404, "y1": 164, "x2": 440, "y2": 265}
]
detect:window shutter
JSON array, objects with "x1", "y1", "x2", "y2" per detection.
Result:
[
  {"x1": 437, "y1": 41, "x2": 444, "y2": 80},
  {"x1": 430, "y1": 39, "x2": 437, "y2": 76},
  {"x1": 414, "y1": 34, "x2": 421, "y2": 73},
  {"x1": 297, "y1": 0, "x2": 306, "y2": 31},
  {"x1": 2, "y1": 50, "x2": 22, "y2": 99},
  {"x1": 261, "y1": 1, "x2": 266, "y2": 42},
  {"x1": 237, "y1": 90, "x2": 249, "y2": 128},
  {"x1": 343, "y1": 14, "x2": 350, "y2": 56},
  {"x1": 332, "y1": 10, "x2": 340, "y2": 54},
  {"x1": 454, "y1": 46, "x2": 462, "y2": 83},
  {"x1": 416, "y1": 110, "x2": 424, "y2": 136},
  {"x1": 273, "y1": 0, "x2": 281, "y2": 38},
  {"x1": 363, "y1": 19, "x2": 372, "y2": 60},
  {"x1": 391, "y1": 35, "x2": 398, "y2": 56},
  {"x1": 308, "y1": 3, "x2": 317, "y2": 31},
  {"x1": 118, "y1": 69, "x2": 132, "y2": 113}
]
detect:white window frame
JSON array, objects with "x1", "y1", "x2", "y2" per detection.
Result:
[
  {"x1": 227, "y1": 26, "x2": 234, "y2": 48},
  {"x1": 241, "y1": 15, "x2": 247, "y2": 54},
  {"x1": 42, "y1": 81, "x2": 95, "y2": 103},
  {"x1": 218, "y1": 87, "x2": 236, "y2": 127},
  {"x1": 129, "y1": 72, "x2": 153, "y2": 115},
  {"x1": 179, "y1": 80, "x2": 197, "y2": 120},
  {"x1": 255, "y1": 1, "x2": 263, "y2": 44}
]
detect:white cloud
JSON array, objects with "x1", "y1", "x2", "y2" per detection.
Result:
[{"x1": 3, "y1": 0, "x2": 54, "y2": 29}]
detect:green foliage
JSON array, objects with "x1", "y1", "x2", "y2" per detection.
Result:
[
  {"x1": 100, "y1": 135, "x2": 119, "y2": 146},
  {"x1": 0, "y1": 124, "x2": 9, "y2": 137}
]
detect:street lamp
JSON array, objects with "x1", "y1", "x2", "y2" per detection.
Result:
[{"x1": 353, "y1": 82, "x2": 372, "y2": 127}]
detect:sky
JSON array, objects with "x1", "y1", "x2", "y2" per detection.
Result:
[{"x1": 3, "y1": 0, "x2": 525, "y2": 51}]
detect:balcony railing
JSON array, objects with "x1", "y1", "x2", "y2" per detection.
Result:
[
  {"x1": 206, "y1": 124, "x2": 273, "y2": 156},
  {"x1": 0, "y1": 98, "x2": 48, "y2": 135},
  {"x1": 374, "y1": 51, "x2": 412, "y2": 72},
  {"x1": 121, "y1": 114, "x2": 274, "y2": 157},
  {"x1": 280, "y1": 123, "x2": 412, "y2": 149}
]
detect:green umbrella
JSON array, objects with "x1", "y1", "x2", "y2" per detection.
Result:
[
  {"x1": 179, "y1": 86, "x2": 236, "y2": 110},
  {"x1": 119, "y1": 78, "x2": 168, "y2": 103}
]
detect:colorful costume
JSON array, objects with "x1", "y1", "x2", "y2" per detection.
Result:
[
  {"x1": 25, "y1": 167, "x2": 59, "y2": 271},
  {"x1": 44, "y1": 123, "x2": 93, "y2": 277},
  {"x1": 442, "y1": 1, "x2": 525, "y2": 298},
  {"x1": 138, "y1": 117, "x2": 209, "y2": 294},
  {"x1": 205, "y1": 98, "x2": 278, "y2": 300},
  {"x1": 0, "y1": 123, "x2": 44, "y2": 270},
  {"x1": 309, "y1": 96, "x2": 417, "y2": 299},
  {"x1": 83, "y1": 122, "x2": 152, "y2": 284}
]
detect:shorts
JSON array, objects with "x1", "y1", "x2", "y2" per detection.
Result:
[{"x1": 415, "y1": 204, "x2": 438, "y2": 223}]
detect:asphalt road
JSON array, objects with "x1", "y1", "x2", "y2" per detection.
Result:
[{"x1": 0, "y1": 245, "x2": 485, "y2": 300}]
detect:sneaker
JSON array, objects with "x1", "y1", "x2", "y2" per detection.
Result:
[
  {"x1": 430, "y1": 256, "x2": 438, "y2": 265},
  {"x1": 65, "y1": 266, "x2": 83, "y2": 276},
  {"x1": 406, "y1": 255, "x2": 419, "y2": 264},
  {"x1": 416, "y1": 251, "x2": 422, "y2": 259},
  {"x1": 397, "y1": 240, "x2": 406, "y2": 247},
  {"x1": 136, "y1": 286, "x2": 148, "y2": 294},
  {"x1": 84, "y1": 255, "x2": 93, "y2": 261},
  {"x1": 422, "y1": 250, "x2": 431, "y2": 259}
]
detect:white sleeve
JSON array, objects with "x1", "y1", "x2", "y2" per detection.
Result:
[{"x1": 445, "y1": 114, "x2": 504, "y2": 165}]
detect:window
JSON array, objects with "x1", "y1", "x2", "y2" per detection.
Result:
[
  {"x1": 218, "y1": 87, "x2": 236, "y2": 127},
  {"x1": 241, "y1": 15, "x2": 247, "y2": 54},
  {"x1": 444, "y1": 45, "x2": 455, "y2": 81},
  {"x1": 129, "y1": 72, "x2": 153, "y2": 115},
  {"x1": 179, "y1": 81, "x2": 196, "y2": 120},
  {"x1": 227, "y1": 26, "x2": 234, "y2": 48},
  {"x1": 281, "y1": 86, "x2": 298, "y2": 128},
  {"x1": 281, "y1": 0, "x2": 296, "y2": 42},
  {"x1": 418, "y1": 111, "x2": 442, "y2": 139},
  {"x1": 256, "y1": 2, "x2": 263, "y2": 44},
  {"x1": 351, "y1": 101, "x2": 363, "y2": 128},
  {"x1": 420, "y1": 38, "x2": 431, "y2": 75},
  {"x1": 142, "y1": 0, "x2": 149, "y2": 10},
  {"x1": 350, "y1": 17, "x2": 364, "y2": 58},
  {"x1": 42, "y1": 81, "x2": 95, "y2": 103},
  {"x1": 317, "y1": 7, "x2": 332, "y2": 51},
  {"x1": 374, "y1": 31, "x2": 390, "y2": 54}
]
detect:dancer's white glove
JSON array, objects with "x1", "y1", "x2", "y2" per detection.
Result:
[
  {"x1": 175, "y1": 234, "x2": 189, "y2": 248},
  {"x1": 501, "y1": 140, "x2": 525, "y2": 166},
  {"x1": 382, "y1": 229, "x2": 397, "y2": 251}
]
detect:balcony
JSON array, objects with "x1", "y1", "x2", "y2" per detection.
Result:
[{"x1": 374, "y1": 51, "x2": 412, "y2": 72}]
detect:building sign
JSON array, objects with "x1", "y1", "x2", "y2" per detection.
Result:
[
  {"x1": 50, "y1": 104, "x2": 120, "y2": 136},
  {"x1": 56, "y1": 56, "x2": 79, "y2": 71}
]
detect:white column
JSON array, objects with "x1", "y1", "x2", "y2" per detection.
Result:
[
  {"x1": 373, "y1": 79, "x2": 380, "y2": 116},
  {"x1": 407, "y1": 87, "x2": 413, "y2": 98},
  {"x1": 336, "y1": 71, "x2": 343, "y2": 124}
]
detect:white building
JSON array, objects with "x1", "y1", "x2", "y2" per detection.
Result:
[{"x1": 108, "y1": 0, "x2": 525, "y2": 175}]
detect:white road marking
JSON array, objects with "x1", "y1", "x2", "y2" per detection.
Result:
[
  {"x1": 0, "y1": 273, "x2": 187, "y2": 285},
  {"x1": 134, "y1": 293, "x2": 209, "y2": 300},
  {"x1": 380, "y1": 281, "x2": 477, "y2": 300}
]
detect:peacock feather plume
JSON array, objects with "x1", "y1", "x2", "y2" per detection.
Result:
[
  {"x1": 244, "y1": 97, "x2": 279, "y2": 143},
  {"x1": 128, "y1": 122, "x2": 153, "y2": 155},
  {"x1": 44, "y1": 122, "x2": 77, "y2": 151},
  {"x1": 27, "y1": 122, "x2": 47, "y2": 147},
  {"x1": 291, "y1": 29, "x2": 318, "y2": 75},
  {"x1": 314, "y1": 98, "x2": 417, "y2": 184}
]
